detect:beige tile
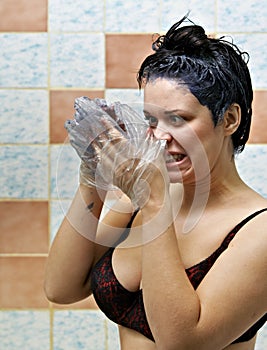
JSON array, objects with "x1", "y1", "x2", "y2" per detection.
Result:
[
  {"x1": 248, "y1": 90, "x2": 267, "y2": 144},
  {"x1": 0, "y1": 257, "x2": 48, "y2": 308},
  {"x1": 106, "y1": 34, "x2": 154, "y2": 88},
  {"x1": 0, "y1": 201, "x2": 48, "y2": 254},
  {"x1": 0, "y1": 0, "x2": 47, "y2": 32},
  {"x1": 50, "y1": 90, "x2": 105, "y2": 144}
]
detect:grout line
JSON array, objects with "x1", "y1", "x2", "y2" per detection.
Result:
[
  {"x1": 0, "y1": 198, "x2": 50, "y2": 201},
  {"x1": 104, "y1": 319, "x2": 109, "y2": 350},
  {"x1": 0, "y1": 253, "x2": 48, "y2": 257}
]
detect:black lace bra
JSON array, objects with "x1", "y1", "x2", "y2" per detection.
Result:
[{"x1": 91, "y1": 208, "x2": 267, "y2": 343}]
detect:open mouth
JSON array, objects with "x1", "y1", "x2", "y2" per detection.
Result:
[{"x1": 165, "y1": 153, "x2": 186, "y2": 163}]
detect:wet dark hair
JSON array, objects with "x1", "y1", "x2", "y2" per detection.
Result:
[{"x1": 137, "y1": 15, "x2": 253, "y2": 153}]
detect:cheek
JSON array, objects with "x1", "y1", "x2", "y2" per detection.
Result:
[
  {"x1": 173, "y1": 122, "x2": 220, "y2": 152},
  {"x1": 195, "y1": 127, "x2": 225, "y2": 173},
  {"x1": 171, "y1": 125, "x2": 217, "y2": 179},
  {"x1": 171, "y1": 124, "x2": 205, "y2": 155},
  {"x1": 200, "y1": 124, "x2": 225, "y2": 150}
]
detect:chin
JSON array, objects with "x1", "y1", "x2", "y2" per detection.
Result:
[
  {"x1": 168, "y1": 171, "x2": 184, "y2": 184},
  {"x1": 168, "y1": 166, "x2": 195, "y2": 185}
]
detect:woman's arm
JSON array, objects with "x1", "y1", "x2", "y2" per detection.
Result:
[
  {"x1": 44, "y1": 184, "x2": 106, "y2": 303},
  {"x1": 44, "y1": 184, "x2": 134, "y2": 304},
  {"x1": 141, "y1": 192, "x2": 267, "y2": 350}
]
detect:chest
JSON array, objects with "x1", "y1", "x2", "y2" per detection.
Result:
[
  {"x1": 112, "y1": 211, "x2": 238, "y2": 291},
  {"x1": 174, "y1": 216, "x2": 230, "y2": 268}
]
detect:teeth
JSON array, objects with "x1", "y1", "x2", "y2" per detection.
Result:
[
  {"x1": 174, "y1": 154, "x2": 185, "y2": 161},
  {"x1": 166, "y1": 154, "x2": 185, "y2": 163}
]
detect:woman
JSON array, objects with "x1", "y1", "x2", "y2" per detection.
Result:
[{"x1": 44, "y1": 16, "x2": 267, "y2": 349}]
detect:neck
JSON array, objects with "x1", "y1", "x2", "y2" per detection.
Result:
[
  {"x1": 179, "y1": 155, "x2": 245, "y2": 215},
  {"x1": 172, "y1": 161, "x2": 243, "y2": 233}
]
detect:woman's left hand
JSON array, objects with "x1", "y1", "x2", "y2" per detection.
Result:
[
  {"x1": 94, "y1": 116, "x2": 168, "y2": 209},
  {"x1": 65, "y1": 97, "x2": 168, "y2": 208}
]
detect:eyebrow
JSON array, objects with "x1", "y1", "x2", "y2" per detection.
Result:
[
  {"x1": 143, "y1": 109, "x2": 188, "y2": 115},
  {"x1": 143, "y1": 110, "x2": 150, "y2": 115},
  {"x1": 164, "y1": 109, "x2": 187, "y2": 115}
]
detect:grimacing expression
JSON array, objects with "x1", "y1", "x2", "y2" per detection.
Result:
[
  {"x1": 138, "y1": 20, "x2": 253, "y2": 154},
  {"x1": 143, "y1": 78, "x2": 227, "y2": 185}
]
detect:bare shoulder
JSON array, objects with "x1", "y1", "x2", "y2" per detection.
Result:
[
  {"x1": 195, "y1": 202, "x2": 267, "y2": 344},
  {"x1": 221, "y1": 192, "x2": 267, "y2": 268},
  {"x1": 239, "y1": 194, "x2": 267, "y2": 238},
  {"x1": 224, "y1": 188, "x2": 267, "y2": 242},
  {"x1": 198, "y1": 199, "x2": 267, "y2": 303},
  {"x1": 231, "y1": 203, "x2": 267, "y2": 258}
]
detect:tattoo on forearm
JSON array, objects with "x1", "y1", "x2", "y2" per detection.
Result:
[{"x1": 87, "y1": 202, "x2": 94, "y2": 211}]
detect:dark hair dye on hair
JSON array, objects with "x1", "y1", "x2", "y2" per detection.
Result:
[{"x1": 137, "y1": 15, "x2": 253, "y2": 153}]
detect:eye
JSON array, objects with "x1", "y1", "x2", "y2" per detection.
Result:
[
  {"x1": 144, "y1": 115, "x2": 158, "y2": 127},
  {"x1": 168, "y1": 115, "x2": 184, "y2": 125}
]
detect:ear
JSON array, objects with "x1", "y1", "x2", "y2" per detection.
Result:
[{"x1": 223, "y1": 103, "x2": 241, "y2": 136}]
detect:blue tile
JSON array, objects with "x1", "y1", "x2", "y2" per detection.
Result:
[
  {"x1": 105, "y1": 89, "x2": 144, "y2": 115},
  {"x1": 0, "y1": 146, "x2": 48, "y2": 198},
  {"x1": 236, "y1": 145, "x2": 267, "y2": 198},
  {"x1": 161, "y1": 0, "x2": 216, "y2": 33},
  {"x1": 105, "y1": 88, "x2": 143, "y2": 103},
  {"x1": 0, "y1": 34, "x2": 48, "y2": 88},
  {"x1": 0, "y1": 311, "x2": 50, "y2": 350},
  {"x1": 217, "y1": 1, "x2": 267, "y2": 32},
  {"x1": 0, "y1": 89, "x2": 48, "y2": 144},
  {"x1": 255, "y1": 324, "x2": 267, "y2": 350},
  {"x1": 106, "y1": 319, "x2": 120, "y2": 350},
  {"x1": 50, "y1": 33, "x2": 104, "y2": 88},
  {"x1": 49, "y1": 0, "x2": 104, "y2": 32},
  {"x1": 231, "y1": 34, "x2": 267, "y2": 89},
  {"x1": 50, "y1": 199, "x2": 71, "y2": 243},
  {"x1": 50, "y1": 144, "x2": 80, "y2": 199},
  {"x1": 53, "y1": 310, "x2": 106, "y2": 350},
  {"x1": 105, "y1": 0, "x2": 161, "y2": 32}
]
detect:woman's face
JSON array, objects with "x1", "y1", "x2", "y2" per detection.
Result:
[{"x1": 143, "y1": 78, "x2": 226, "y2": 184}]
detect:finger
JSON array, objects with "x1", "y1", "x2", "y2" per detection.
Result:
[
  {"x1": 94, "y1": 98, "x2": 119, "y2": 121},
  {"x1": 100, "y1": 117, "x2": 126, "y2": 143}
]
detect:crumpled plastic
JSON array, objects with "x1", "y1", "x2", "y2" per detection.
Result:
[{"x1": 65, "y1": 96, "x2": 166, "y2": 208}]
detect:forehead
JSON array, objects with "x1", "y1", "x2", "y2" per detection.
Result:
[{"x1": 143, "y1": 78, "x2": 206, "y2": 115}]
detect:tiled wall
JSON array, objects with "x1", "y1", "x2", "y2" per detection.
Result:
[{"x1": 0, "y1": 1, "x2": 266, "y2": 349}]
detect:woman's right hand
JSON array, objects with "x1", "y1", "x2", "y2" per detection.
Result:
[
  {"x1": 65, "y1": 96, "x2": 122, "y2": 188},
  {"x1": 65, "y1": 97, "x2": 168, "y2": 207}
]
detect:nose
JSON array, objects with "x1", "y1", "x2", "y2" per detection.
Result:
[{"x1": 153, "y1": 125, "x2": 173, "y2": 142}]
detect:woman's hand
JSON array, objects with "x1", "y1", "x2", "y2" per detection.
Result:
[
  {"x1": 65, "y1": 97, "x2": 168, "y2": 208},
  {"x1": 65, "y1": 96, "x2": 122, "y2": 188},
  {"x1": 95, "y1": 120, "x2": 169, "y2": 208}
]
